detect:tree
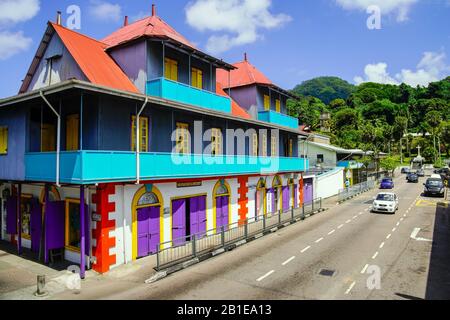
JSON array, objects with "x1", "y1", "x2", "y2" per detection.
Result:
[
  {"x1": 424, "y1": 110, "x2": 443, "y2": 163},
  {"x1": 379, "y1": 156, "x2": 397, "y2": 176},
  {"x1": 333, "y1": 108, "x2": 359, "y2": 130},
  {"x1": 287, "y1": 96, "x2": 327, "y2": 130},
  {"x1": 292, "y1": 77, "x2": 355, "y2": 104}
]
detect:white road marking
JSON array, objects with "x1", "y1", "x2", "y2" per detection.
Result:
[
  {"x1": 315, "y1": 237, "x2": 324, "y2": 243},
  {"x1": 257, "y1": 270, "x2": 275, "y2": 282},
  {"x1": 352, "y1": 215, "x2": 358, "y2": 220},
  {"x1": 403, "y1": 214, "x2": 407, "y2": 217},
  {"x1": 361, "y1": 264, "x2": 369, "y2": 274},
  {"x1": 328, "y1": 229, "x2": 336, "y2": 235},
  {"x1": 365, "y1": 208, "x2": 369, "y2": 211},
  {"x1": 372, "y1": 252, "x2": 379, "y2": 259},
  {"x1": 346, "y1": 219, "x2": 352, "y2": 223},
  {"x1": 386, "y1": 234, "x2": 391, "y2": 239},
  {"x1": 345, "y1": 281, "x2": 356, "y2": 295},
  {"x1": 301, "y1": 246, "x2": 311, "y2": 253},
  {"x1": 282, "y1": 256, "x2": 296, "y2": 266},
  {"x1": 410, "y1": 228, "x2": 432, "y2": 242},
  {"x1": 400, "y1": 218, "x2": 404, "y2": 222},
  {"x1": 338, "y1": 224, "x2": 344, "y2": 229},
  {"x1": 396, "y1": 222, "x2": 400, "y2": 226},
  {"x1": 392, "y1": 227, "x2": 397, "y2": 232},
  {"x1": 359, "y1": 212, "x2": 363, "y2": 216},
  {"x1": 379, "y1": 242, "x2": 385, "y2": 249}
]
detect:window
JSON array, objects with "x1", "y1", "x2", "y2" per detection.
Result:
[
  {"x1": 66, "y1": 114, "x2": 79, "y2": 151},
  {"x1": 264, "y1": 95, "x2": 270, "y2": 111},
  {"x1": 41, "y1": 124, "x2": 56, "y2": 152},
  {"x1": 131, "y1": 116, "x2": 149, "y2": 152},
  {"x1": 211, "y1": 128, "x2": 222, "y2": 156},
  {"x1": 0, "y1": 126, "x2": 8, "y2": 154},
  {"x1": 275, "y1": 99, "x2": 281, "y2": 113},
  {"x1": 289, "y1": 139, "x2": 293, "y2": 157},
  {"x1": 317, "y1": 154, "x2": 324, "y2": 164},
  {"x1": 271, "y1": 135, "x2": 277, "y2": 157},
  {"x1": 65, "y1": 199, "x2": 81, "y2": 252},
  {"x1": 176, "y1": 122, "x2": 190, "y2": 154},
  {"x1": 137, "y1": 192, "x2": 159, "y2": 206},
  {"x1": 164, "y1": 58, "x2": 178, "y2": 82},
  {"x1": 262, "y1": 133, "x2": 267, "y2": 157},
  {"x1": 252, "y1": 133, "x2": 258, "y2": 156},
  {"x1": 191, "y1": 67, "x2": 203, "y2": 89},
  {"x1": 21, "y1": 195, "x2": 33, "y2": 240}
]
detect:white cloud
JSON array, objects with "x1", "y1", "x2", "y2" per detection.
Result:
[
  {"x1": 0, "y1": 0, "x2": 40, "y2": 25},
  {"x1": 89, "y1": 0, "x2": 122, "y2": 22},
  {"x1": 335, "y1": 0, "x2": 418, "y2": 22},
  {"x1": 354, "y1": 51, "x2": 450, "y2": 87},
  {"x1": 0, "y1": 30, "x2": 32, "y2": 60},
  {"x1": 185, "y1": 0, "x2": 292, "y2": 54}
]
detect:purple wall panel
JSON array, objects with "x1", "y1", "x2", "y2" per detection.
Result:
[
  {"x1": 282, "y1": 186, "x2": 289, "y2": 212},
  {"x1": 172, "y1": 199, "x2": 186, "y2": 246},
  {"x1": 303, "y1": 179, "x2": 314, "y2": 204},
  {"x1": 6, "y1": 197, "x2": 17, "y2": 235},
  {"x1": 294, "y1": 185, "x2": 298, "y2": 208},
  {"x1": 137, "y1": 208, "x2": 149, "y2": 258},
  {"x1": 45, "y1": 201, "x2": 65, "y2": 251},
  {"x1": 30, "y1": 199, "x2": 42, "y2": 252}
]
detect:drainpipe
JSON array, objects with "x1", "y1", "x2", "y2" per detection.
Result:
[
  {"x1": 40, "y1": 91, "x2": 61, "y2": 187},
  {"x1": 136, "y1": 97, "x2": 149, "y2": 185}
]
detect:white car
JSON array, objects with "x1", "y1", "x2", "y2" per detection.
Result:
[{"x1": 371, "y1": 192, "x2": 399, "y2": 214}]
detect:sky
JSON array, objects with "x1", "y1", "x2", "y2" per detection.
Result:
[{"x1": 0, "y1": 0, "x2": 449, "y2": 99}]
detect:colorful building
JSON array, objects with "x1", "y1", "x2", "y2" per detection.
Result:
[{"x1": 0, "y1": 7, "x2": 308, "y2": 276}]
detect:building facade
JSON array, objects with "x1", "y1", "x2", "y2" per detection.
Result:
[{"x1": 0, "y1": 8, "x2": 308, "y2": 275}]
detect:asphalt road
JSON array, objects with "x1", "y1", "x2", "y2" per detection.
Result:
[{"x1": 58, "y1": 171, "x2": 450, "y2": 300}]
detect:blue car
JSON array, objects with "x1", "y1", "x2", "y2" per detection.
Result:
[{"x1": 380, "y1": 178, "x2": 394, "y2": 189}]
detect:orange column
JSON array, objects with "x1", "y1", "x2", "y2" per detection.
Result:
[
  {"x1": 91, "y1": 184, "x2": 117, "y2": 273},
  {"x1": 299, "y1": 175, "x2": 304, "y2": 206},
  {"x1": 237, "y1": 176, "x2": 249, "y2": 225}
]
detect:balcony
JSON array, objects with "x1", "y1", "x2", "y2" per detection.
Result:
[
  {"x1": 147, "y1": 78, "x2": 231, "y2": 113},
  {"x1": 25, "y1": 151, "x2": 309, "y2": 184},
  {"x1": 258, "y1": 110, "x2": 299, "y2": 130}
]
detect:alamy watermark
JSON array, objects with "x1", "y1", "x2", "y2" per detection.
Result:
[{"x1": 367, "y1": 5, "x2": 382, "y2": 30}]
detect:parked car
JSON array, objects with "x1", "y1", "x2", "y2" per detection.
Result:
[
  {"x1": 380, "y1": 178, "x2": 394, "y2": 189},
  {"x1": 423, "y1": 178, "x2": 445, "y2": 197},
  {"x1": 416, "y1": 169, "x2": 425, "y2": 177},
  {"x1": 401, "y1": 167, "x2": 411, "y2": 174},
  {"x1": 407, "y1": 173, "x2": 419, "y2": 183},
  {"x1": 372, "y1": 192, "x2": 399, "y2": 214},
  {"x1": 434, "y1": 168, "x2": 450, "y2": 176}
]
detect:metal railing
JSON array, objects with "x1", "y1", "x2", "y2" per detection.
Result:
[
  {"x1": 338, "y1": 180, "x2": 376, "y2": 202},
  {"x1": 156, "y1": 198, "x2": 323, "y2": 270}
]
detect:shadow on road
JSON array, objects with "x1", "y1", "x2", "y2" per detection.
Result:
[{"x1": 425, "y1": 202, "x2": 450, "y2": 300}]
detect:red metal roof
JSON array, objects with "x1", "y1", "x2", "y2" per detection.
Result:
[
  {"x1": 102, "y1": 14, "x2": 196, "y2": 50},
  {"x1": 51, "y1": 23, "x2": 139, "y2": 93},
  {"x1": 216, "y1": 57, "x2": 273, "y2": 89},
  {"x1": 216, "y1": 82, "x2": 251, "y2": 119}
]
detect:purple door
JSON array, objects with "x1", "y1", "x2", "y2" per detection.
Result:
[
  {"x1": 282, "y1": 186, "x2": 289, "y2": 212},
  {"x1": 294, "y1": 185, "x2": 298, "y2": 208},
  {"x1": 268, "y1": 188, "x2": 275, "y2": 214},
  {"x1": 172, "y1": 199, "x2": 186, "y2": 246},
  {"x1": 303, "y1": 179, "x2": 314, "y2": 204},
  {"x1": 137, "y1": 206, "x2": 160, "y2": 258},
  {"x1": 216, "y1": 196, "x2": 229, "y2": 230},
  {"x1": 190, "y1": 196, "x2": 207, "y2": 238},
  {"x1": 45, "y1": 201, "x2": 65, "y2": 251},
  {"x1": 6, "y1": 197, "x2": 17, "y2": 235},
  {"x1": 30, "y1": 199, "x2": 42, "y2": 252}
]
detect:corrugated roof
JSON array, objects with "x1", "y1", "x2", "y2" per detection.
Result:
[
  {"x1": 102, "y1": 14, "x2": 196, "y2": 50},
  {"x1": 215, "y1": 82, "x2": 251, "y2": 119},
  {"x1": 51, "y1": 23, "x2": 139, "y2": 93}
]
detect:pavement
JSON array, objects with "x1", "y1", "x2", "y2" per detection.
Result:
[{"x1": 2, "y1": 169, "x2": 450, "y2": 300}]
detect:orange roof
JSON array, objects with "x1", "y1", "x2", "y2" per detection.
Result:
[
  {"x1": 216, "y1": 83, "x2": 251, "y2": 119},
  {"x1": 102, "y1": 14, "x2": 196, "y2": 50},
  {"x1": 217, "y1": 57, "x2": 273, "y2": 89},
  {"x1": 51, "y1": 23, "x2": 139, "y2": 93}
]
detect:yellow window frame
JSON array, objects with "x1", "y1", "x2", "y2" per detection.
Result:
[
  {"x1": 289, "y1": 139, "x2": 293, "y2": 157},
  {"x1": 165, "y1": 57, "x2": 178, "y2": 82},
  {"x1": 41, "y1": 123, "x2": 56, "y2": 152},
  {"x1": 65, "y1": 198, "x2": 81, "y2": 253},
  {"x1": 262, "y1": 133, "x2": 267, "y2": 157},
  {"x1": 191, "y1": 67, "x2": 203, "y2": 89},
  {"x1": 20, "y1": 194, "x2": 33, "y2": 240},
  {"x1": 264, "y1": 95, "x2": 270, "y2": 111},
  {"x1": 275, "y1": 99, "x2": 281, "y2": 113},
  {"x1": 0, "y1": 126, "x2": 8, "y2": 154},
  {"x1": 176, "y1": 122, "x2": 190, "y2": 154},
  {"x1": 131, "y1": 115, "x2": 149, "y2": 152},
  {"x1": 211, "y1": 128, "x2": 222, "y2": 156},
  {"x1": 66, "y1": 114, "x2": 79, "y2": 151},
  {"x1": 271, "y1": 135, "x2": 277, "y2": 157},
  {"x1": 252, "y1": 133, "x2": 258, "y2": 157}
]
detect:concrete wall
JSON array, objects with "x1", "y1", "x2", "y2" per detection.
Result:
[
  {"x1": 315, "y1": 168, "x2": 345, "y2": 199},
  {"x1": 299, "y1": 143, "x2": 337, "y2": 168}
]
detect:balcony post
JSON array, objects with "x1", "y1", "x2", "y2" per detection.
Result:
[
  {"x1": 80, "y1": 93, "x2": 83, "y2": 150},
  {"x1": 17, "y1": 183, "x2": 22, "y2": 255},
  {"x1": 136, "y1": 97, "x2": 149, "y2": 185},
  {"x1": 80, "y1": 185, "x2": 86, "y2": 279},
  {"x1": 43, "y1": 184, "x2": 49, "y2": 264}
]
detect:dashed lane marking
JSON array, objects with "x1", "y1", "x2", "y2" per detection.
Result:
[
  {"x1": 328, "y1": 230, "x2": 336, "y2": 235},
  {"x1": 315, "y1": 237, "x2": 324, "y2": 243},
  {"x1": 345, "y1": 281, "x2": 356, "y2": 295},
  {"x1": 301, "y1": 246, "x2": 311, "y2": 253},
  {"x1": 379, "y1": 242, "x2": 385, "y2": 249},
  {"x1": 282, "y1": 256, "x2": 296, "y2": 266},
  {"x1": 257, "y1": 270, "x2": 275, "y2": 282},
  {"x1": 386, "y1": 234, "x2": 391, "y2": 239},
  {"x1": 372, "y1": 252, "x2": 379, "y2": 259},
  {"x1": 338, "y1": 224, "x2": 344, "y2": 229},
  {"x1": 392, "y1": 227, "x2": 397, "y2": 232},
  {"x1": 361, "y1": 264, "x2": 369, "y2": 274}
]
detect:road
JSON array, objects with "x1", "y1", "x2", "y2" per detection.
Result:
[{"x1": 56, "y1": 171, "x2": 450, "y2": 300}]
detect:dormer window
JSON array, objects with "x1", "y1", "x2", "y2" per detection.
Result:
[
  {"x1": 164, "y1": 57, "x2": 178, "y2": 82},
  {"x1": 191, "y1": 67, "x2": 203, "y2": 89}
]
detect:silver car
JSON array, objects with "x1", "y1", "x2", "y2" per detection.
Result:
[{"x1": 372, "y1": 193, "x2": 399, "y2": 214}]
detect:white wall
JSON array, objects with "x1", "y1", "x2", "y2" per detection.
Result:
[
  {"x1": 315, "y1": 168, "x2": 345, "y2": 199},
  {"x1": 299, "y1": 143, "x2": 337, "y2": 168}
]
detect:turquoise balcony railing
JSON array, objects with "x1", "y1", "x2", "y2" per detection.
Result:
[
  {"x1": 147, "y1": 78, "x2": 231, "y2": 113},
  {"x1": 258, "y1": 110, "x2": 299, "y2": 130},
  {"x1": 25, "y1": 151, "x2": 309, "y2": 184}
]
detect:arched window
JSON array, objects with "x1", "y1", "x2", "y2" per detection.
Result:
[
  {"x1": 215, "y1": 185, "x2": 229, "y2": 196},
  {"x1": 137, "y1": 192, "x2": 160, "y2": 206},
  {"x1": 257, "y1": 178, "x2": 266, "y2": 189},
  {"x1": 272, "y1": 175, "x2": 282, "y2": 188}
]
